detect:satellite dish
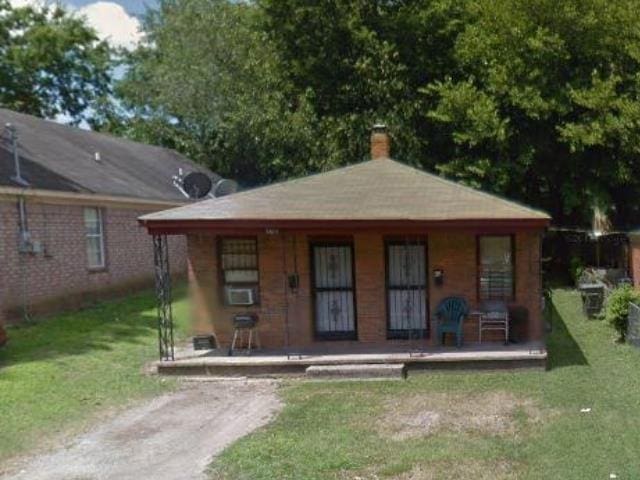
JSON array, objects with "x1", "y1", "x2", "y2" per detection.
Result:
[
  {"x1": 182, "y1": 172, "x2": 212, "y2": 199},
  {"x1": 214, "y1": 179, "x2": 238, "y2": 197}
]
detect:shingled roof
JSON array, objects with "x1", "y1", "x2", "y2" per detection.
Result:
[
  {"x1": 0, "y1": 108, "x2": 217, "y2": 202},
  {"x1": 140, "y1": 158, "x2": 549, "y2": 227}
]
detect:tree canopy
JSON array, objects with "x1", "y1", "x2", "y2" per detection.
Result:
[
  {"x1": 0, "y1": 0, "x2": 112, "y2": 122},
  {"x1": 108, "y1": 0, "x2": 640, "y2": 228}
]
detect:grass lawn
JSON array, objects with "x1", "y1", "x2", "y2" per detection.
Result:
[
  {"x1": 212, "y1": 288, "x2": 640, "y2": 480},
  {"x1": 0, "y1": 286, "x2": 188, "y2": 463}
]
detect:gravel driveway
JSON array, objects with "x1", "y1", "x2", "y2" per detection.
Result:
[{"x1": 1, "y1": 380, "x2": 281, "y2": 480}]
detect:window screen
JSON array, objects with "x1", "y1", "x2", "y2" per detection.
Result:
[{"x1": 84, "y1": 207, "x2": 105, "y2": 269}]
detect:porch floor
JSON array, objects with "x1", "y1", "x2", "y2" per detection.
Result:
[{"x1": 157, "y1": 342, "x2": 547, "y2": 376}]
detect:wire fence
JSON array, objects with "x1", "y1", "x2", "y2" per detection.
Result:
[{"x1": 628, "y1": 303, "x2": 640, "y2": 347}]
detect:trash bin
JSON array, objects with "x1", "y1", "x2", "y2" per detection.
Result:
[{"x1": 578, "y1": 282, "x2": 605, "y2": 317}]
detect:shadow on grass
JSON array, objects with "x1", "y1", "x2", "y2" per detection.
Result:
[
  {"x1": 0, "y1": 287, "x2": 187, "y2": 368},
  {"x1": 546, "y1": 292, "x2": 588, "y2": 369}
]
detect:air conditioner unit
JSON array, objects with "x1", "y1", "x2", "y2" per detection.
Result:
[{"x1": 227, "y1": 288, "x2": 254, "y2": 306}]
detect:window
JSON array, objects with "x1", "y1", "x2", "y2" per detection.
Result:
[
  {"x1": 84, "y1": 207, "x2": 105, "y2": 269},
  {"x1": 478, "y1": 235, "x2": 514, "y2": 300},
  {"x1": 220, "y1": 238, "x2": 259, "y2": 304}
]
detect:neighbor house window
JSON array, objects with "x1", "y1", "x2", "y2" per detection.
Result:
[
  {"x1": 478, "y1": 235, "x2": 514, "y2": 300},
  {"x1": 84, "y1": 207, "x2": 105, "y2": 269},
  {"x1": 220, "y1": 238, "x2": 259, "y2": 305}
]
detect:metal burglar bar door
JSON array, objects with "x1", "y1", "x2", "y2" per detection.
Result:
[
  {"x1": 386, "y1": 241, "x2": 428, "y2": 339},
  {"x1": 312, "y1": 243, "x2": 357, "y2": 340}
]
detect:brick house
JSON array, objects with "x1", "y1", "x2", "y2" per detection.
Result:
[
  {"x1": 140, "y1": 126, "x2": 550, "y2": 352},
  {"x1": 0, "y1": 108, "x2": 218, "y2": 324},
  {"x1": 630, "y1": 231, "x2": 640, "y2": 287}
]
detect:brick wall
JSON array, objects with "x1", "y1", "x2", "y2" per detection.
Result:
[
  {"x1": 0, "y1": 197, "x2": 187, "y2": 322},
  {"x1": 187, "y1": 230, "x2": 544, "y2": 350},
  {"x1": 631, "y1": 237, "x2": 640, "y2": 288}
]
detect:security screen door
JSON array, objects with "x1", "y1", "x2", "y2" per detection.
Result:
[
  {"x1": 311, "y1": 243, "x2": 357, "y2": 340},
  {"x1": 386, "y1": 241, "x2": 428, "y2": 339}
]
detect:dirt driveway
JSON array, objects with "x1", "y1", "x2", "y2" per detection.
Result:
[{"x1": 1, "y1": 379, "x2": 281, "y2": 480}]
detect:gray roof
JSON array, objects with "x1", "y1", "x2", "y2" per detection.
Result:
[
  {"x1": 141, "y1": 158, "x2": 550, "y2": 224},
  {"x1": 0, "y1": 108, "x2": 218, "y2": 202}
]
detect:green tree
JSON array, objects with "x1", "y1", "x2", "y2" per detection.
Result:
[
  {"x1": 112, "y1": 0, "x2": 466, "y2": 184},
  {"x1": 426, "y1": 0, "x2": 640, "y2": 226},
  {"x1": 109, "y1": 0, "x2": 324, "y2": 185},
  {"x1": 259, "y1": 0, "x2": 466, "y2": 170},
  {"x1": 0, "y1": 0, "x2": 112, "y2": 122},
  {"x1": 113, "y1": 0, "x2": 640, "y2": 227}
]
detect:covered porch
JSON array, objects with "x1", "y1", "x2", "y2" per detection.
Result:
[{"x1": 180, "y1": 229, "x2": 545, "y2": 352}]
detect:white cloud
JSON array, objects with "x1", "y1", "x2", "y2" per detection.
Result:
[
  {"x1": 77, "y1": 2, "x2": 142, "y2": 50},
  {"x1": 8, "y1": 0, "x2": 43, "y2": 7},
  {"x1": 8, "y1": 0, "x2": 142, "y2": 50}
]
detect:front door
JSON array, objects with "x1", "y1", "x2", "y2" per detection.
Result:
[
  {"x1": 311, "y1": 242, "x2": 357, "y2": 340},
  {"x1": 386, "y1": 240, "x2": 428, "y2": 339}
]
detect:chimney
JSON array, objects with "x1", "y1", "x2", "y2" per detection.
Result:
[{"x1": 370, "y1": 123, "x2": 390, "y2": 160}]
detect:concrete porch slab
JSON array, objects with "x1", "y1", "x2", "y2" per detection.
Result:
[{"x1": 156, "y1": 342, "x2": 547, "y2": 377}]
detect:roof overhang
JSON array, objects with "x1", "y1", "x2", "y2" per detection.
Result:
[
  {"x1": 0, "y1": 186, "x2": 187, "y2": 210},
  {"x1": 139, "y1": 217, "x2": 550, "y2": 235},
  {"x1": 628, "y1": 230, "x2": 640, "y2": 244}
]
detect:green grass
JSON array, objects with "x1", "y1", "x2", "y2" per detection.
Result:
[
  {"x1": 0, "y1": 286, "x2": 188, "y2": 462},
  {"x1": 212, "y1": 288, "x2": 640, "y2": 479}
]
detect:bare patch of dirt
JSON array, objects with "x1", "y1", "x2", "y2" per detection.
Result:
[
  {"x1": 338, "y1": 459, "x2": 520, "y2": 480},
  {"x1": 389, "y1": 461, "x2": 519, "y2": 480},
  {"x1": 378, "y1": 391, "x2": 544, "y2": 440}
]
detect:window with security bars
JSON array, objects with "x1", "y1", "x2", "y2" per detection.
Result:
[
  {"x1": 478, "y1": 235, "x2": 514, "y2": 301},
  {"x1": 220, "y1": 238, "x2": 259, "y2": 304},
  {"x1": 84, "y1": 207, "x2": 105, "y2": 269}
]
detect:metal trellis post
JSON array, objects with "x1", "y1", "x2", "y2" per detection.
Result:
[{"x1": 153, "y1": 234, "x2": 175, "y2": 361}]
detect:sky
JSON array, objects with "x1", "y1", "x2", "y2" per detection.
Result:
[
  {"x1": 10, "y1": 0, "x2": 154, "y2": 49},
  {"x1": 9, "y1": 0, "x2": 156, "y2": 125}
]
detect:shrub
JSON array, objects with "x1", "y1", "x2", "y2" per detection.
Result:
[
  {"x1": 604, "y1": 285, "x2": 640, "y2": 342},
  {"x1": 569, "y1": 256, "x2": 585, "y2": 285}
]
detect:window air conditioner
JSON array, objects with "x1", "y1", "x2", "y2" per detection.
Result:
[{"x1": 227, "y1": 288, "x2": 254, "y2": 306}]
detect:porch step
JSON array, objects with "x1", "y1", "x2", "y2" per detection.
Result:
[{"x1": 305, "y1": 363, "x2": 406, "y2": 380}]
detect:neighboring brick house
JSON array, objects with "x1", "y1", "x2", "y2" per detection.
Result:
[
  {"x1": 0, "y1": 108, "x2": 218, "y2": 324},
  {"x1": 630, "y1": 231, "x2": 640, "y2": 287},
  {"x1": 140, "y1": 126, "x2": 550, "y2": 351}
]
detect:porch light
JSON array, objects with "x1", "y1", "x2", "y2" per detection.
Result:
[{"x1": 433, "y1": 269, "x2": 444, "y2": 286}]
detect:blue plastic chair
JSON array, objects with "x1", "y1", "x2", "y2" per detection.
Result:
[{"x1": 436, "y1": 296, "x2": 469, "y2": 348}]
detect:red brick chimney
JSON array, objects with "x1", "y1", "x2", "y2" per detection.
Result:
[{"x1": 370, "y1": 123, "x2": 390, "y2": 160}]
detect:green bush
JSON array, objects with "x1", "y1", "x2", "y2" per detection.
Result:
[
  {"x1": 569, "y1": 256, "x2": 585, "y2": 285},
  {"x1": 604, "y1": 285, "x2": 640, "y2": 342}
]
